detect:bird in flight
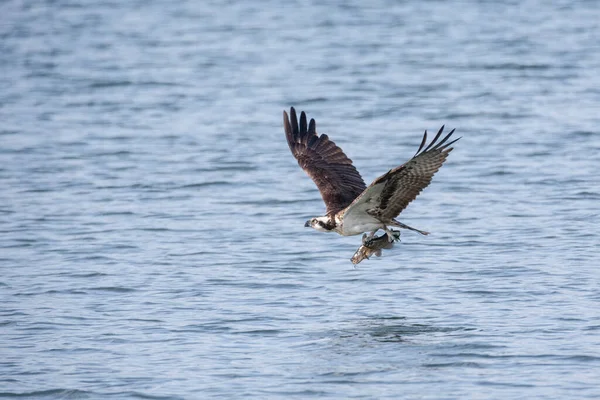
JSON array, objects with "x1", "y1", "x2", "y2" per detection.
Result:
[{"x1": 283, "y1": 107, "x2": 459, "y2": 244}]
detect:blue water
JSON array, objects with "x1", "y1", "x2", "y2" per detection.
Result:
[{"x1": 2, "y1": 0, "x2": 600, "y2": 398}]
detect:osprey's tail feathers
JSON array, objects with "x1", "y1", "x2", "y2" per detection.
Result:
[{"x1": 390, "y1": 219, "x2": 430, "y2": 235}]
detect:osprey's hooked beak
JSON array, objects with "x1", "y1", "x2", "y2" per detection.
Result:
[{"x1": 304, "y1": 220, "x2": 311, "y2": 227}]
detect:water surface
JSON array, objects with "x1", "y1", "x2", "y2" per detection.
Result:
[{"x1": 1, "y1": 0, "x2": 600, "y2": 398}]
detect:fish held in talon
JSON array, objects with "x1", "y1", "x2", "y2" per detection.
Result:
[
  {"x1": 351, "y1": 230, "x2": 401, "y2": 265},
  {"x1": 283, "y1": 107, "x2": 460, "y2": 262}
]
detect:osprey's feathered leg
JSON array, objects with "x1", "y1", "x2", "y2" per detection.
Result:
[{"x1": 390, "y1": 219, "x2": 430, "y2": 236}]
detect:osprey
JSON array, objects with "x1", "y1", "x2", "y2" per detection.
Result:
[{"x1": 284, "y1": 107, "x2": 459, "y2": 243}]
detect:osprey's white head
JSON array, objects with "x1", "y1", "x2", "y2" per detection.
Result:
[{"x1": 305, "y1": 216, "x2": 335, "y2": 232}]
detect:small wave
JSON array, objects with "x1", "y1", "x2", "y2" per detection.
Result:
[
  {"x1": 19, "y1": 188, "x2": 54, "y2": 193},
  {"x1": 89, "y1": 80, "x2": 133, "y2": 88},
  {"x1": 191, "y1": 165, "x2": 257, "y2": 172},
  {"x1": 97, "y1": 211, "x2": 135, "y2": 216},
  {"x1": 475, "y1": 62, "x2": 552, "y2": 71},
  {"x1": 61, "y1": 271, "x2": 108, "y2": 278},
  {"x1": 479, "y1": 169, "x2": 515, "y2": 176},
  {"x1": 424, "y1": 361, "x2": 483, "y2": 368},
  {"x1": 122, "y1": 392, "x2": 184, "y2": 400},
  {"x1": 0, "y1": 390, "x2": 182, "y2": 400},
  {"x1": 563, "y1": 355, "x2": 600, "y2": 362},
  {"x1": 574, "y1": 191, "x2": 600, "y2": 199},
  {"x1": 179, "y1": 181, "x2": 231, "y2": 188},
  {"x1": 0, "y1": 130, "x2": 19, "y2": 136},
  {"x1": 584, "y1": 325, "x2": 600, "y2": 331},
  {"x1": 572, "y1": 130, "x2": 594, "y2": 137},
  {"x1": 136, "y1": 81, "x2": 183, "y2": 87},
  {"x1": 92, "y1": 150, "x2": 132, "y2": 157},
  {"x1": 477, "y1": 381, "x2": 535, "y2": 388},
  {"x1": 296, "y1": 97, "x2": 329, "y2": 105},
  {"x1": 0, "y1": 389, "x2": 93, "y2": 398},
  {"x1": 233, "y1": 329, "x2": 282, "y2": 335},
  {"x1": 87, "y1": 286, "x2": 136, "y2": 293},
  {"x1": 227, "y1": 198, "x2": 315, "y2": 206}
]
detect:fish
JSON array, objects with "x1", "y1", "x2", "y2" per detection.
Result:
[{"x1": 350, "y1": 230, "x2": 401, "y2": 265}]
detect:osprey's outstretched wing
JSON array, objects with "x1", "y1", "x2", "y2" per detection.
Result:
[
  {"x1": 342, "y1": 126, "x2": 459, "y2": 222},
  {"x1": 284, "y1": 107, "x2": 367, "y2": 216}
]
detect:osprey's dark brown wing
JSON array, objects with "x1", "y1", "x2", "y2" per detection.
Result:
[
  {"x1": 369, "y1": 125, "x2": 459, "y2": 221},
  {"x1": 284, "y1": 107, "x2": 367, "y2": 216}
]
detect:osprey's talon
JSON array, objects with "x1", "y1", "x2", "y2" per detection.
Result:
[{"x1": 384, "y1": 229, "x2": 401, "y2": 243}]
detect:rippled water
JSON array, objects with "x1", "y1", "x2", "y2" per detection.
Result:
[{"x1": 2, "y1": 0, "x2": 600, "y2": 398}]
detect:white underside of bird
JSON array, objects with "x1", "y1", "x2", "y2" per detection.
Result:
[{"x1": 336, "y1": 181, "x2": 386, "y2": 235}]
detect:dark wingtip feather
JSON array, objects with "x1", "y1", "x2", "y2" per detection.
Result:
[
  {"x1": 282, "y1": 108, "x2": 368, "y2": 215},
  {"x1": 432, "y1": 128, "x2": 456, "y2": 150},
  {"x1": 423, "y1": 125, "x2": 445, "y2": 153},
  {"x1": 300, "y1": 111, "x2": 308, "y2": 135},
  {"x1": 290, "y1": 107, "x2": 299, "y2": 137},
  {"x1": 283, "y1": 110, "x2": 294, "y2": 150},
  {"x1": 283, "y1": 110, "x2": 290, "y2": 134},
  {"x1": 413, "y1": 125, "x2": 460, "y2": 156},
  {"x1": 308, "y1": 118, "x2": 316, "y2": 134},
  {"x1": 414, "y1": 130, "x2": 428, "y2": 157}
]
